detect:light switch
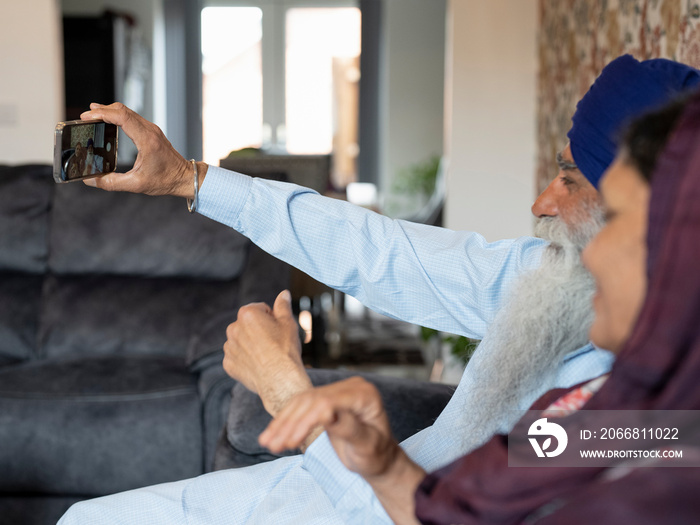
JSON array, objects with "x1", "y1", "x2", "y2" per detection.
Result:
[{"x1": 0, "y1": 104, "x2": 18, "y2": 126}]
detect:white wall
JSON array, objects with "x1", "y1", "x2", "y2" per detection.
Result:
[
  {"x1": 444, "y1": 0, "x2": 537, "y2": 240},
  {"x1": 0, "y1": 0, "x2": 64, "y2": 164},
  {"x1": 381, "y1": 0, "x2": 446, "y2": 211}
]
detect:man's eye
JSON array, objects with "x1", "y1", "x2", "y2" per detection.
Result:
[{"x1": 561, "y1": 176, "x2": 575, "y2": 186}]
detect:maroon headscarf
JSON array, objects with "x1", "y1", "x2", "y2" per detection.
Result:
[{"x1": 415, "y1": 89, "x2": 700, "y2": 524}]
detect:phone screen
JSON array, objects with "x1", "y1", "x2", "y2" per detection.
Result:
[{"x1": 55, "y1": 120, "x2": 118, "y2": 182}]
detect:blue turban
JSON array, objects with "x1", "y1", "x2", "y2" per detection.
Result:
[{"x1": 567, "y1": 54, "x2": 700, "y2": 188}]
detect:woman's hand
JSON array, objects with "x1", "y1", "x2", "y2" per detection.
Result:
[
  {"x1": 259, "y1": 377, "x2": 425, "y2": 524},
  {"x1": 259, "y1": 376, "x2": 398, "y2": 477},
  {"x1": 79, "y1": 102, "x2": 206, "y2": 198}
]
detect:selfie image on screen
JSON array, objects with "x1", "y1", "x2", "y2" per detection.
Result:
[{"x1": 61, "y1": 123, "x2": 113, "y2": 181}]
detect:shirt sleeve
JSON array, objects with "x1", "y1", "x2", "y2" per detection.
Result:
[
  {"x1": 198, "y1": 166, "x2": 547, "y2": 339},
  {"x1": 302, "y1": 432, "x2": 394, "y2": 524}
]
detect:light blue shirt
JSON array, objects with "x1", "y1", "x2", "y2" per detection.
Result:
[{"x1": 58, "y1": 167, "x2": 614, "y2": 525}]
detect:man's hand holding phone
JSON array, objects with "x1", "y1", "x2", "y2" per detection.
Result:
[{"x1": 77, "y1": 102, "x2": 206, "y2": 199}]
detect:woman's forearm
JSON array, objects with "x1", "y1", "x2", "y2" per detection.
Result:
[
  {"x1": 365, "y1": 448, "x2": 426, "y2": 525},
  {"x1": 259, "y1": 377, "x2": 426, "y2": 522}
]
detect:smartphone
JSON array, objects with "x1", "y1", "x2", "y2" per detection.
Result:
[{"x1": 53, "y1": 119, "x2": 118, "y2": 183}]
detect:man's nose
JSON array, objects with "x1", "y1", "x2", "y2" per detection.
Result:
[{"x1": 531, "y1": 180, "x2": 559, "y2": 218}]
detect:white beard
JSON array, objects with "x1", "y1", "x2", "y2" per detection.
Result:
[{"x1": 459, "y1": 203, "x2": 605, "y2": 450}]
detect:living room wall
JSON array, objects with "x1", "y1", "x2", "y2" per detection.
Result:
[
  {"x1": 537, "y1": 0, "x2": 700, "y2": 192},
  {"x1": 0, "y1": 0, "x2": 63, "y2": 164},
  {"x1": 381, "y1": 0, "x2": 446, "y2": 213},
  {"x1": 443, "y1": 0, "x2": 537, "y2": 241},
  {"x1": 444, "y1": 0, "x2": 700, "y2": 240}
]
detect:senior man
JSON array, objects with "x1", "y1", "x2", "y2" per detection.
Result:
[{"x1": 59, "y1": 55, "x2": 700, "y2": 524}]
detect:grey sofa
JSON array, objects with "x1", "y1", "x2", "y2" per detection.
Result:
[
  {"x1": 0, "y1": 164, "x2": 290, "y2": 524},
  {"x1": 0, "y1": 164, "x2": 455, "y2": 525}
]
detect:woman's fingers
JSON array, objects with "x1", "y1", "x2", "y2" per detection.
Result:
[
  {"x1": 259, "y1": 390, "x2": 335, "y2": 452},
  {"x1": 259, "y1": 377, "x2": 387, "y2": 453},
  {"x1": 259, "y1": 377, "x2": 405, "y2": 480}
]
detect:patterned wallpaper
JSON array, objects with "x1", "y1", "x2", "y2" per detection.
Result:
[
  {"x1": 70, "y1": 124, "x2": 95, "y2": 149},
  {"x1": 537, "y1": 0, "x2": 700, "y2": 193}
]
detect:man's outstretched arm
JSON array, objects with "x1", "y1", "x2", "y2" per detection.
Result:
[
  {"x1": 81, "y1": 102, "x2": 547, "y2": 340},
  {"x1": 198, "y1": 166, "x2": 548, "y2": 340}
]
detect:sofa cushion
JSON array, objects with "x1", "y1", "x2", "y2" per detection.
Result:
[
  {"x1": 0, "y1": 272, "x2": 43, "y2": 364},
  {"x1": 0, "y1": 165, "x2": 53, "y2": 274},
  {"x1": 37, "y1": 274, "x2": 241, "y2": 360},
  {"x1": 217, "y1": 368, "x2": 455, "y2": 469},
  {"x1": 0, "y1": 356, "x2": 203, "y2": 496},
  {"x1": 48, "y1": 181, "x2": 249, "y2": 279}
]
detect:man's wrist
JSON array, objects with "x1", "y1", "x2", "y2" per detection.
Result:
[
  {"x1": 261, "y1": 366, "x2": 321, "y2": 451},
  {"x1": 196, "y1": 161, "x2": 208, "y2": 191},
  {"x1": 173, "y1": 160, "x2": 208, "y2": 199},
  {"x1": 260, "y1": 368, "x2": 313, "y2": 418}
]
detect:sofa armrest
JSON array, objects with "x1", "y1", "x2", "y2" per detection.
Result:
[
  {"x1": 214, "y1": 368, "x2": 455, "y2": 470},
  {"x1": 197, "y1": 364, "x2": 237, "y2": 472}
]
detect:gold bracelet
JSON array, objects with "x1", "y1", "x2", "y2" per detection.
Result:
[{"x1": 186, "y1": 159, "x2": 198, "y2": 213}]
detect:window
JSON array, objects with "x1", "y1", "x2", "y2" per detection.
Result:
[
  {"x1": 201, "y1": 7, "x2": 263, "y2": 164},
  {"x1": 201, "y1": 1, "x2": 360, "y2": 186},
  {"x1": 285, "y1": 7, "x2": 360, "y2": 154}
]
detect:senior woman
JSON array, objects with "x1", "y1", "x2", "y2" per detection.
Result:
[{"x1": 259, "y1": 90, "x2": 700, "y2": 524}]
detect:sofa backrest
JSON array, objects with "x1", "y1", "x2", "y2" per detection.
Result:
[
  {"x1": 48, "y1": 179, "x2": 249, "y2": 279},
  {"x1": 0, "y1": 165, "x2": 53, "y2": 365},
  {"x1": 0, "y1": 164, "x2": 256, "y2": 364}
]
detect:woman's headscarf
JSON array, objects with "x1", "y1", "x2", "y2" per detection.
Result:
[{"x1": 415, "y1": 88, "x2": 700, "y2": 524}]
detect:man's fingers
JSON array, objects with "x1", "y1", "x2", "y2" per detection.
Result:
[
  {"x1": 82, "y1": 170, "x2": 140, "y2": 193},
  {"x1": 83, "y1": 173, "x2": 120, "y2": 191},
  {"x1": 80, "y1": 103, "x2": 124, "y2": 125},
  {"x1": 237, "y1": 302, "x2": 272, "y2": 321},
  {"x1": 272, "y1": 290, "x2": 293, "y2": 321},
  {"x1": 80, "y1": 102, "x2": 148, "y2": 146}
]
